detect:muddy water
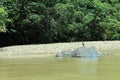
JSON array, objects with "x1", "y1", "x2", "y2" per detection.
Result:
[{"x1": 0, "y1": 55, "x2": 120, "y2": 80}]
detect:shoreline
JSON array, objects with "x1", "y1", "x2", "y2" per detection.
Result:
[{"x1": 0, "y1": 41, "x2": 120, "y2": 58}]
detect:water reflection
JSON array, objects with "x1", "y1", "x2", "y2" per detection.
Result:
[
  {"x1": 77, "y1": 57, "x2": 99, "y2": 62},
  {"x1": 75, "y1": 58, "x2": 99, "y2": 79},
  {"x1": 1, "y1": 56, "x2": 120, "y2": 80}
]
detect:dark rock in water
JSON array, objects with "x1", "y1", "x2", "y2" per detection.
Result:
[
  {"x1": 56, "y1": 47, "x2": 100, "y2": 58},
  {"x1": 56, "y1": 50, "x2": 74, "y2": 57}
]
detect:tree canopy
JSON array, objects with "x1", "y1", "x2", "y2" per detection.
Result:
[{"x1": 0, "y1": 0, "x2": 120, "y2": 46}]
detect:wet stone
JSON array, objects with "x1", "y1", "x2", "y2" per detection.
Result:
[{"x1": 56, "y1": 47, "x2": 100, "y2": 58}]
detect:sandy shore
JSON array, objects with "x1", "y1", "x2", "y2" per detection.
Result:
[{"x1": 0, "y1": 41, "x2": 120, "y2": 58}]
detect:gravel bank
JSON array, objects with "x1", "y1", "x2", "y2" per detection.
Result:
[{"x1": 0, "y1": 41, "x2": 120, "y2": 58}]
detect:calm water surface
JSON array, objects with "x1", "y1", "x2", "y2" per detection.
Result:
[{"x1": 0, "y1": 55, "x2": 120, "y2": 80}]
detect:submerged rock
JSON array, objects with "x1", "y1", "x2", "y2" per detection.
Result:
[
  {"x1": 56, "y1": 50, "x2": 74, "y2": 57},
  {"x1": 56, "y1": 47, "x2": 100, "y2": 58}
]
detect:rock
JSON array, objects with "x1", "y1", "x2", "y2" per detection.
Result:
[
  {"x1": 74, "y1": 47, "x2": 99, "y2": 58},
  {"x1": 56, "y1": 50, "x2": 74, "y2": 57},
  {"x1": 56, "y1": 46, "x2": 100, "y2": 58}
]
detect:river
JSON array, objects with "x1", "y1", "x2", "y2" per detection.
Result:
[{"x1": 0, "y1": 55, "x2": 120, "y2": 80}]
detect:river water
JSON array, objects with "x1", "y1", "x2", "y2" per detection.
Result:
[{"x1": 0, "y1": 55, "x2": 120, "y2": 80}]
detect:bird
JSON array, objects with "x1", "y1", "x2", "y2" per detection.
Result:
[{"x1": 82, "y1": 42, "x2": 85, "y2": 47}]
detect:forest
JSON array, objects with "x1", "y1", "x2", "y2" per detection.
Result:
[{"x1": 0, "y1": 0, "x2": 120, "y2": 47}]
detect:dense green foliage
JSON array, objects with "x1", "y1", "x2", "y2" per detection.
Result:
[
  {"x1": 0, "y1": 0, "x2": 120, "y2": 46},
  {"x1": 0, "y1": 7, "x2": 10, "y2": 32}
]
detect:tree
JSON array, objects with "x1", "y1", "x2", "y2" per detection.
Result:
[
  {"x1": 0, "y1": 7, "x2": 10, "y2": 32},
  {"x1": 1, "y1": 0, "x2": 120, "y2": 46}
]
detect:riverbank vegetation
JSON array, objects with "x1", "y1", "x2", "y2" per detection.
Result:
[{"x1": 0, "y1": 0, "x2": 120, "y2": 47}]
